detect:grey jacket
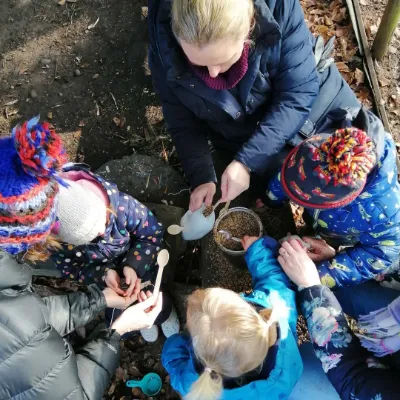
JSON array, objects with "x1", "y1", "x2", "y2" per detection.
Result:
[{"x1": 0, "y1": 252, "x2": 120, "y2": 399}]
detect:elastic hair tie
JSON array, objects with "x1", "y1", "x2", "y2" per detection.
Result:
[
  {"x1": 204, "y1": 367, "x2": 219, "y2": 380},
  {"x1": 204, "y1": 367, "x2": 212, "y2": 373}
]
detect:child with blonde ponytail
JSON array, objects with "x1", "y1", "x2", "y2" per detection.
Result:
[{"x1": 162, "y1": 235, "x2": 303, "y2": 399}]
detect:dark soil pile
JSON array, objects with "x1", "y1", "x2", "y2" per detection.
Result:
[{"x1": 215, "y1": 211, "x2": 260, "y2": 251}]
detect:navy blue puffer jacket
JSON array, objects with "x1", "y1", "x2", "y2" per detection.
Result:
[{"x1": 148, "y1": 0, "x2": 320, "y2": 188}]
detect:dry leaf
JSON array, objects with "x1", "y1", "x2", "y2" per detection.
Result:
[
  {"x1": 47, "y1": 111, "x2": 53, "y2": 119},
  {"x1": 4, "y1": 99, "x2": 18, "y2": 106},
  {"x1": 339, "y1": 38, "x2": 347, "y2": 59},
  {"x1": 335, "y1": 27, "x2": 347, "y2": 37},
  {"x1": 359, "y1": 0, "x2": 367, "y2": 4},
  {"x1": 78, "y1": 120, "x2": 86, "y2": 127},
  {"x1": 336, "y1": 62, "x2": 350, "y2": 72},
  {"x1": 88, "y1": 17, "x2": 100, "y2": 30},
  {"x1": 379, "y1": 77, "x2": 390, "y2": 87},
  {"x1": 58, "y1": 0, "x2": 66, "y2": 4},
  {"x1": 354, "y1": 68, "x2": 365, "y2": 85},
  {"x1": 316, "y1": 25, "x2": 329, "y2": 34},
  {"x1": 113, "y1": 116, "x2": 121, "y2": 126},
  {"x1": 324, "y1": 15, "x2": 333, "y2": 26}
]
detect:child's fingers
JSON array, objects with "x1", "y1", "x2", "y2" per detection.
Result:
[
  {"x1": 125, "y1": 279, "x2": 136, "y2": 297},
  {"x1": 133, "y1": 278, "x2": 141, "y2": 296}
]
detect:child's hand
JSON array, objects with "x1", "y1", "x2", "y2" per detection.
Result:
[
  {"x1": 302, "y1": 237, "x2": 336, "y2": 262},
  {"x1": 123, "y1": 266, "x2": 141, "y2": 297},
  {"x1": 105, "y1": 269, "x2": 125, "y2": 296},
  {"x1": 241, "y1": 235, "x2": 259, "y2": 251}
]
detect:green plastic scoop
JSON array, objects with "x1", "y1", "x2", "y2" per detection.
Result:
[{"x1": 126, "y1": 372, "x2": 162, "y2": 396}]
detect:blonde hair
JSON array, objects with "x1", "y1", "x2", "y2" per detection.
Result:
[
  {"x1": 186, "y1": 288, "x2": 277, "y2": 400},
  {"x1": 24, "y1": 234, "x2": 62, "y2": 264},
  {"x1": 172, "y1": 0, "x2": 255, "y2": 46}
]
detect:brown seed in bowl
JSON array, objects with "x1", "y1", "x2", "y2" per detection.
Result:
[{"x1": 215, "y1": 211, "x2": 260, "y2": 251}]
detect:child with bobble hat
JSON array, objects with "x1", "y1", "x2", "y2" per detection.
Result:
[{"x1": 162, "y1": 235, "x2": 302, "y2": 400}]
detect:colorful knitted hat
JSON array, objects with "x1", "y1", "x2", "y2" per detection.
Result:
[
  {"x1": 281, "y1": 127, "x2": 377, "y2": 209},
  {"x1": 0, "y1": 116, "x2": 67, "y2": 255}
]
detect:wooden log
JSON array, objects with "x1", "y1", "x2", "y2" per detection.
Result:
[{"x1": 371, "y1": 0, "x2": 400, "y2": 60}]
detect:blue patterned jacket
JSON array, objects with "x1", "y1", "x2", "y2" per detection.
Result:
[
  {"x1": 162, "y1": 238, "x2": 302, "y2": 399},
  {"x1": 267, "y1": 110, "x2": 400, "y2": 288}
]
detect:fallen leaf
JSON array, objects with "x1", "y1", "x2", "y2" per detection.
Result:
[
  {"x1": 66, "y1": 0, "x2": 78, "y2": 2},
  {"x1": 359, "y1": 0, "x2": 367, "y2": 5},
  {"x1": 354, "y1": 68, "x2": 365, "y2": 85},
  {"x1": 379, "y1": 77, "x2": 390, "y2": 87},
  {"x1": 336, "y1": 61, "x2": 350, "y2": 72},
  {"x1": 339, "y1": 38, "x2": 347, "y2": 59},
  {"x1": 316, "y1": 25, "x2": 329, "y2": 34},
  {"x1": 324, "y1": 15, "x2": 333, "y2": 26},
  {"x1": 47, "y1": 111, "x2": 53, "y2": 119},
  {"x1": 4, "y1": 99, "x2": 18, "y2": 106},
  {"x1": 78, "y1": 120, "x2": 86, "y2": 127},
  {"x1": 88, "y1": 17, "x2": 100, "y2": 30},
  {"x1": 119, "y1": 116, "x2": 126, "y2": 128},
  {"x1": 335, "y1": 27, "x2": 347, "y2": 37},
  {"x1": 370, "y1": 25, "x2": 378, "y2": 35},
  {"x1": 113, "y1": 116, "x2": 121, "y2": 126},
  {"x1": 57, "y1": 0, "x2": 66, "y2": 4},
  {"x1": 92, "y1": 73, "x2": 99, "y2": 79}
]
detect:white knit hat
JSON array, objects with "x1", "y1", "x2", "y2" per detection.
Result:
[{"x1": 57, "y1": 181, "x2": 107, "y2": 245}]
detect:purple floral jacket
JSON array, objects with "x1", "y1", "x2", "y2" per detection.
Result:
[{"x1": 300, "y1": 285, "x2": 400, "y2": 399}]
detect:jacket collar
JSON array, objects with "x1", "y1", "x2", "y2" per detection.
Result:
[{"x1": 155, "y1": 0, "x2": 281, "y2": 82}]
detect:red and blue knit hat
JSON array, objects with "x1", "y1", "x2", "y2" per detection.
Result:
[
  {"x1": 281, "y1": 127, "x2": 377, "y2": 209},
  {"x1": 0, "y1": 116, "x2": 67, "y2": 255}
]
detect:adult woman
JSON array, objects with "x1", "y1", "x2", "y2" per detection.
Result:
[
  {"x1": 0, "y1": 118, "x2": 162, "y2": 399},
  {"x1": 148, "y1": 0, "x2": 360, "y2": 211},
  {"x1": 278, "y1": 240, "x2": 400, "y2": 399}
]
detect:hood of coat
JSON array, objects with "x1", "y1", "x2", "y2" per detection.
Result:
[
  {"x1": 151, "y1": 0, "x2": 281, "y2": 81},
  {"x1": 0, "y1": 251, "x2": 32, "y2": 292}
]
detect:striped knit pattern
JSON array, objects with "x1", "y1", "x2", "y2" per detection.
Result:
[{"x1": 0, "y1": 116, "x2": 67, "y2": 254}]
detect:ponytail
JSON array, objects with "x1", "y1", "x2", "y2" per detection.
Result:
[{"x1": 186, "y1": 368, "x2": 223, "y2": 400}]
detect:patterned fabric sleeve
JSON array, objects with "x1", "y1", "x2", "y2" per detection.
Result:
[
  {"x1": 265, "y1": 172, "x2": 288, "y2": 206},
  {"x1": 298, "y1": 285, "x2": 400, "y2": 399},
  {"x1": 52, "y1": 244, "x2": 114, "y2": 286},
  {"x1": 123, "y1": 195, "x2": 164, "y2": 279}
]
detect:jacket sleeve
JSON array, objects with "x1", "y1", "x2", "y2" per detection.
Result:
[
  {"x1": 245, "y1": 237, "x2": 298, "y2": 335},
  {"x1": 124, "y1": 197, "x2": 164, "y2": 279},
  {"x1": 52, "y1": 247, "x2": 114, "y2": 287},
  {"x1": 75, "y1": 329, "x2": 121, "y2": 399},
  {"x1": 161, "y1": 334, "x2": 199, "y2": 397},
  {"x1": 42, "y1": 285, "x2": 107, "y2": 337},
  {"x1": 149, "y1": 49, "x2": 216, "y2": 189},
  {"x1": 299, "y1": 285, "x2": 400, "y2": 399},
  {"x1": 265, "y1": 172, "x2": 289, "y2": 206},
  {"x1": 317, "y1": 225, "x2": 400, "y2": 288},
  {"x1": 235, "y1": 0, "x2": 319, "y2": 174}
]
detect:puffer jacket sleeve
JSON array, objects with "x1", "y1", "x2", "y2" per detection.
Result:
[
  {"x1": 299, "y1": 285, "x2": 400, "y2": 399},
  {"x1": 235, "y1": 0, "x2": 319, "y2": 174},
  {"x1": 42, "y1": 284, "x2": 107, "y2": 337},
  {"x1": 75, "y1": 329, "x2": 121, "y2": 399},
  {"x1": 123, "y1": 196, "x2": 164, "y2": 279},
  {"x1": 317, "y1": 223, "x2": 400, "y2": 289},
  {"x1": 265, "y1": 172, "x2": 289, "y2": 206},
  {"x1": 148, "y1": 49, "x2": 216, "y2": 189},
  {"x1": 245, "y1": 237, "x2": 298, "y2": 335},
  {"x1": 161, "y1": 334, "x2": 199, "y2": 397}
]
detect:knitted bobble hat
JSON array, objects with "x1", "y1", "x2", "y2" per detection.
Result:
[
  {"x1": 281, "y1": 127, "x2": 377, "y2": 209},
  {"x1": 57, "y1": 181, "x2": 107, "y2": 246},
  {"x1": 0, "y1": 116, "x2": 67, "y2": 255}
]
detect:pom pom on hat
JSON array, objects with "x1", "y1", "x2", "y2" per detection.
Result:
[
  {"x1": 12, "y1": 115, "x2": 67, "y2": 178},
  {"x1": 321, "y1": 127, "x2": 376, "y2": 187},
  {"x1": 0, "y1": 117, "x2": 66, "y2": 255}
]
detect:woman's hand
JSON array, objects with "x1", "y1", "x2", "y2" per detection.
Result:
[
  {"x1": 137, "y1": 290, "x2": 153, "y2": 303},
  {"x1": 189, "y1": 182, "x2": 216, "y2": 212},
  {"x1": 123, "y1": 266, "x2": 141, "y2": 297},
  {"x1": 221, "y1": 161, "x2": 250, "y2": 202},
  {"x1": 102, "y1": 287, "x2": 137, "y2": 310},
  {"x1": 104, "y1": 269, "x2": 125, "y2": 296},
  {"x1": 278, "y1": 240, "x2": 321, "y2": 288},
  {"x1": 111, "y1": 293, "x2": 163, "y2": 335},
  {"x1": 241, "y1": 235, "x2": 259, "y2": 251},
  {"x1": 303, "y1": 237, "x2": 336, "y2": 262}
]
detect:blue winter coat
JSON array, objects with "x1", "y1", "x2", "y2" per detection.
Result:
[
  {"x1": 267, "y1": 108, "x2": 400, "y2": 288},
  {"x1": 51, "y1": 164, "x2": 164, "y2": 286},
  {"x1": 148, "y1": 0, "x2": 319, "y2": 188},
  {"x1": 162, "y1": 238, "x2": 302, "y2": 399}
]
